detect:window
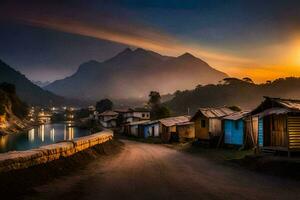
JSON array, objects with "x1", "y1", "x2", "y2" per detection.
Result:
[
  {"x1": 142, "y1": 114, "x2": 145, "y2": 117},
  {"x1": 201, "y1": 119, "x2": 206, "y2": 128}
]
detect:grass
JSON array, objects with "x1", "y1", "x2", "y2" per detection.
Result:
[{"x1": 167, "y1": 141, "x2": 254, "y2": 162}]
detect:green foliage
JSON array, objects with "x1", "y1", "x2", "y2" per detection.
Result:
[
  {"x1": 151, "y1": 106, "x2": 171, "y2": 120},
  {"x1": 75, "y1": 108, "x2": 90, "y2": 119},
  {"x1": 96, "y1": 98, "x2": 113, "y2": 113},
  {"x1": 148, "y1": 91, "x2": 161, "y2": 106},
  {"x1": 148, "y1": 91, "x2": 170, "y2": 120},
  {"x1": 228, "y1": 106, "x2": 242, "y2": 112}
]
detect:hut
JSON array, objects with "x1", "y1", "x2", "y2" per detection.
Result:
[
  {"x1": 124, "y1": 120, "x2": 150, "y2": 137},
  {"x1": 141, "y1": 120, "x2": 160, "y2": 138},
  {"x1": 159, "y1": 116, "x2": 190, "y2": 142},
  {"x1": 191, "y1": 107, "x2": 235, "y2": 142},
  {"x1": 99, "y1": 110, "x2": 118, "y2": 128},
  {"x1": 250, "y1": 97, "x2": 300, "y2": 155},
  {"x1": 121, "y1": 108, "x2": 151, "y2": 123},
  {"x1": 176, "y1": 122, "x2": 195, "y2": 142},
  {"x1": 223, "y1": 111, "x2": 250, "y2": 146}
]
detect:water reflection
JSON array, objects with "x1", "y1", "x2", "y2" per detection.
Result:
[
  {"x1": 50, "y1": 128, "x2": 55, "y2": 141},
  {"x1": 28, "y1": 129, "x2": 35, "y2": 142},
  {"x1": 0, "y1": 123, "x2": 91, "y2": 153}
]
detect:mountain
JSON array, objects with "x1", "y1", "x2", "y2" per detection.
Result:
[
  {"x1": 33, "y1": 80, "x2": 51, "y2": 87},
  {"x1": 165, "y1": 77, "x2": 300, "y2": 115},
  {"x1": 45, "y1": 48, "x2": 228, "y2": 100},
  {"x1": 0, "y1": 59, "x2": 67, "y2": 106}
]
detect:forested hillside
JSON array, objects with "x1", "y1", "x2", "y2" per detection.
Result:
[{"x1": 165, "y1": 77, "x2": 300, "y2": 115}]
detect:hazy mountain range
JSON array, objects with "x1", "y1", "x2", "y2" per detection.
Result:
[{"x1": 45, "y1": 48, "x2": 228, "y2": 100}]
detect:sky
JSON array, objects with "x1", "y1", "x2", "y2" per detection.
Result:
[{"x1": 1, "y1": 0, "x2": 300, "y2": 83}]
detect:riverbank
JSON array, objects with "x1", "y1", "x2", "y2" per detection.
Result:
[
  {"x1": 0, "y1": 138, "x2": 123, "y2": 199},
  {"x1": 0, "y1": 118, "x2": 33, "y2": 136},
  {"x1": 0, "y1": 131, "x2": 113, "y2": 172}
]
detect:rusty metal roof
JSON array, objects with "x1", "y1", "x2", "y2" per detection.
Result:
[
  {"x1": 99, "y1": 110, "x2": 118, "y2": 116},
  {"x1": 127, "y1": 120, "x2": 150, "y2": 126},
  {"x1": 253, "y1": 108, "x2": 291, "y2": 118},
  {"x1": 194, "y1": 107, "x2": 235, "y2": 119},
  {"x1": 274, "y1": 98, "x2": 300, "y2": 111},
  {"x1": 159, "y1": 116, "x2": 190, "y2": 127},
  {"x1": 223, "y1": 111, "x2": 250, "y2": 120}
]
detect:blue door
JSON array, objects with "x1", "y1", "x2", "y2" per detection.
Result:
[{"x1": 258, "y1": 118, "x2": 263, "y2": 146}]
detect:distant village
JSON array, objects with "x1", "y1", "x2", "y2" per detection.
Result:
[
  {"x1": 19, "y1": 93, "x2": 300, "y2": 158},
  {"x1": 79, "y1": 96, "x2": 300, "y2": 157}
]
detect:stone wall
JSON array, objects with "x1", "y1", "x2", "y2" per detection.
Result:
[{"x1": 0, "y1": 131, "x2": 113, "y2": 173}]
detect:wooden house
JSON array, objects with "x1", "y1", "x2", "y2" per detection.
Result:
[
  {"x1": 99, "y1": 110, "x2": 118, "y2": 128},
  {"x1": 191, "y1": 107, "x2": 235, "y2": 141},
  {"x1": 121, "y1": 108, "x2": 150, "y2": 123},
  {"x1": 223, "y1": 111, "x2": 250, "y2": 146},
  {"x1": 176, "y1": 122, "x2": 195, "y2": 142},
  {"x1": 124, "y1": 120, "x2": 150, "y2": 137},
  {"x1": 159, "y1": 116, "x2": 190, "y2": 142},
  {"x1": 250, "y1": 97, "x2": 300, "y2": 155},
  {"x1": 141, "y1": 120, "x2": 160, "y2": 138}
]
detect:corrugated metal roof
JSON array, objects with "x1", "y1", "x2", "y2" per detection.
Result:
[
  {"x1": 99, "y1": 110, "x2": 118, "y2": 116},
  {"x1": 176, "y1": 121, "x2": 194, "y2": 126},
  {"x1": 114, "y1": 108, "x2": 130, "y2": 113},
  {"x1": 254, "y1": 108, "x2": 291, "y2": 118},
  {"x1": 275, "y1": 98, "x2": 300, "y2": 111},
  {"x1": 143, "y1": 120, "x2": 160, "y2": 125},
  {"x1": 159, "y1": 116, "x2": 190, "y2": 127},
  {"x1": 223, "y1": 111, "x2": 250, "y2": 120},
  {"x1": 196, "y1": 107, "x2": 235, "y2": 118},
  {"x1": 128, "y1": 120, "x2": 150, "y2": 126}
]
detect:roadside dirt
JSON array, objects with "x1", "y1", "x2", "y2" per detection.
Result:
[
  {"x1": 0, "y1": 139, "x2": 123, "y2": 199},
  {"x1": 20, "y1": 140, "x2": 300, "y2": 200}
]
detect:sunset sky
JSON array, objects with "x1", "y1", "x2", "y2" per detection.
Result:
[{"x1": 1, "y1": 0, "x2": 300, "y2": 82}]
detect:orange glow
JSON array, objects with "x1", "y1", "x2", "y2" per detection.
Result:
[{"x1": 9, "y1": 13, "x2": 300, "y2": 83}]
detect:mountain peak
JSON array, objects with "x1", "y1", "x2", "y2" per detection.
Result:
[
  {"x1": 134, "y1": 48, "x2": 148, "y2": 53},
  {"x1": 119, "y1": 47, "x2": 133, "y2": 55},
  {"x1": 178, "y1": 52, "x2": 196, "y2": 59}
]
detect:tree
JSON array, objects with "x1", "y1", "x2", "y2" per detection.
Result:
[
  {"x1": 96, "y1": 99, "x2": 113, "y2": 113},
  {"x1": 148, "y1": 91, "x2": 161, "y2": 107},
  {"x1": 228, "y1": 105, "x2": 241, "y2": 112},
  {"x1": 75, "y1": 108, "x2": 90, "y2": 119},
  {"x1": 242, "y1": 77, "x2": 254, "y2": 84},
  {"x1": 148, "y1": 91, "x2": 170, "y2": 120},
  {"x1": 222, "y1": 77, "x2": 242, "y2": 85}
]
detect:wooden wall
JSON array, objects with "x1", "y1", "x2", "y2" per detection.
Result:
[
  {"x1": 209, "y1": 119, "x2": 222, "y2": 137},
  {"x1": 194, "y1": 116, "x2": 209, "y2": 140},
  {"x1": 245, "y1": 117, "x2": 258, "y2": 148},
  {"x1": 177, "y1": 124, "x2": 195, "y2": 141},
  {"x1": 287, "y1": 116, "x2": 300, "y2": 149}
]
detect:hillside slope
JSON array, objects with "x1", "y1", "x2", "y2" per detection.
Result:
[
  {"x1": 0, "y1": 83, "x2": 28, "y2": 134},
  {"x1": 165, "y1": 77, "x2": 300, "y2": 115},
  {"x1": 0, "y1": 59, "x2": 67, "y2": 105}
]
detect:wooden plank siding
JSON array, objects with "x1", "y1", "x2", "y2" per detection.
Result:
[{"x1": 287, "y1": 116, "x2": 300, "y2": 149}]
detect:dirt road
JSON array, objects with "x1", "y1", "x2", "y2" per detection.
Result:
[{"x1": 28, "y1": 140, "x2": 300, "y2": 200}]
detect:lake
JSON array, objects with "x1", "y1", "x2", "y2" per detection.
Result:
[{"x1": 0, "y1": 123, "x2": 91, "y2": 153}]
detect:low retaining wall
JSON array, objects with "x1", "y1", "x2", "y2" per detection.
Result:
[{"x1": 0, "y1": 131, "x2": 113, "y2": 173}]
